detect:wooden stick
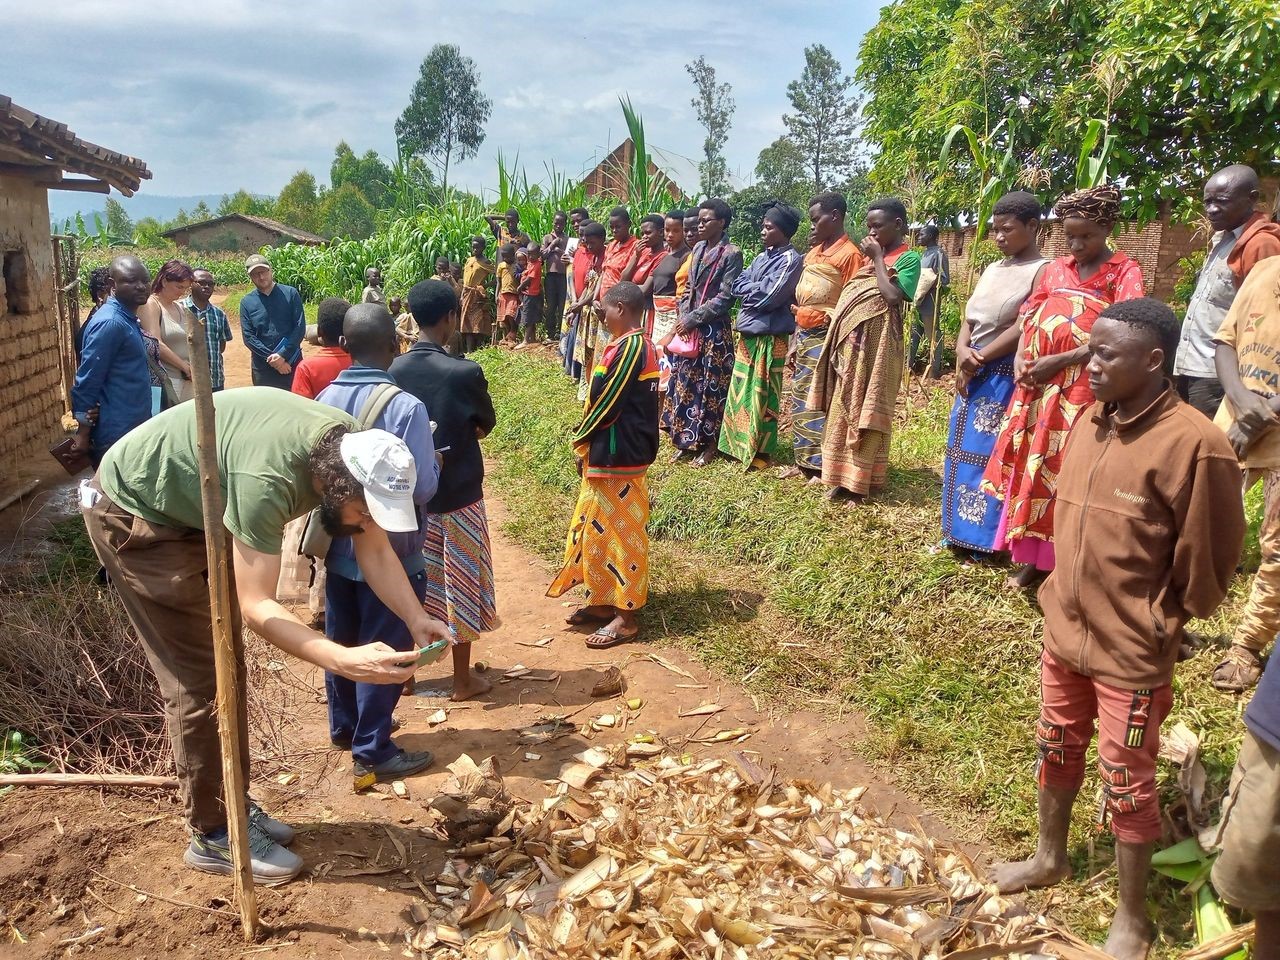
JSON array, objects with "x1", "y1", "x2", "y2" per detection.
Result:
[
  {"x1": 0, "y1": 773, "x2": 177, "y2": 788},
  {"x1": 187, "y1": 309, "x2": 259, "y2": 941},
  {"x1": 1178, "y1": 922, "x2": 1255, "y2": 960}
]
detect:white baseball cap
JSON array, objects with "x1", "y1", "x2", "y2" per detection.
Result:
[{"x1": 339, "y1": 429, "x2": 418, "y2": 533}]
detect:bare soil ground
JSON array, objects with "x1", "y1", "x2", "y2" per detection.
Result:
[{"x1": 0, "y1": 297, "x2": 963, "y2": 957}]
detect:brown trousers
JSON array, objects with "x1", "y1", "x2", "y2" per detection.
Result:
[{"x1": 83, "y1": 486, "x2": 249, "y2": 836}]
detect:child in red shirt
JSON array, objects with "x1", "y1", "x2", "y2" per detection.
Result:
[
  {"x1": 518, "y1": 243, "x2": 544, "y2": 344},
  {"x1": 291, "y1": 297, "x2": 353, "y2": 399}
]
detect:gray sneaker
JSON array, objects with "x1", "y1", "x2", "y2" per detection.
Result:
[
  {"x1": 353, "y1": 749, "x2": 434, "y2": 783},
  {"x1": 249, "y1": 801, "x2": 295, "y2": 846},
  {"x1": 184, "y1": 820, "x2": 303, "y2": 886}
]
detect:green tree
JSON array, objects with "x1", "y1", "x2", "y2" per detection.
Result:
[
  {"x1": 330, "y1": 141, "x2": 394, "y2": 209},
  {"x1": 191, "y1": 200, "x2": 212, "y2": 222},
  {"x1": 754, "y1": 137, "x2": 809, "y2": 199},
  {"x1": 103, "y1": 198, "x2": 134, "y2": 241},
  {"x1": 320, "y1": 183, "x2": 377, "y2": 239},
  {"x1": 783, "y1": 44, "x2": 861, "y2": 191},
  {"x1": 686, "y1": 56, "x2": 735, "y2": 197},
  {"x1": 134, "y1": 217, "x2": 165, "y2": 247},
  {"x1": 274, "y1": 170, "x2": 321, "y2": 233},
  {"x1": 396, "y1": 44, "x2": 491, "y2": 195},
  {"x1": 857, "y1": 0, "x2": 1280, "y2": 223},
  {"x1": 217, "y1": 189, "x2": 275, "y2": 217}
]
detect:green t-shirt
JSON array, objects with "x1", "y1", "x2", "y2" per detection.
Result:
[
  {"x1": 889, "y1": 248, "x2": 922, "y2": 300},
  {"x1": 99, "y1": 387, "x2": 357, "y2": 554}
]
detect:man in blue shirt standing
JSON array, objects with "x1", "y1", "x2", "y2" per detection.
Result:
[
  {"x1": 239, "y1": 254, "x2": 305, "y2": 389},
  {"x1": 70, "y1": 256, "x2": 153, "y2": 467},
  {"x1": 315, "y1": 303, "x2": 443, "y2": 782}
]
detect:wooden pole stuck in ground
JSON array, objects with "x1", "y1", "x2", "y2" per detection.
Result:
[{"x1": 187, "y1": 312, "x2": 260, "y2": 941}]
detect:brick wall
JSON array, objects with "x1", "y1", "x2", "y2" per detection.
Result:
[
  {"x1": 938, "y1": 218, "x2": 1211, "y2": 301},
  {"x1": 0, "y1": 174, "x2": 61, "y2": 493}
]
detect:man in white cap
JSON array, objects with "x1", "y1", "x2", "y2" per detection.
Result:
[
  {"x1": 240, "y1": 254, "x2": 306, "y2": 389},
  {"x1": 81, "y1": 387, "x2": 453, "y2": 885}
]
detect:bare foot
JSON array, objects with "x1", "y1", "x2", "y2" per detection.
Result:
[
  {"x1": 450, "y1": 672, "x2": 493, "y2": 702},
  {"x1": 992, "y1": 855, "x2": 1071, "y2": 894},
  {"x1": 805, "y1": 475, "x2": 825, "y2": 487},
  {"x1": 1005, "y1": 564, "x2": 1044, "y2": 591},
  {"x1": 775, "y1": 465, "x2": 802, "y2": 480},
  {"x1": 1102, "y1": 913, "x2": 1153, "y2": 960}
]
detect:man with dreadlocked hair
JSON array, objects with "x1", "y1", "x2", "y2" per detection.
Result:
[{"x1": 981, "y1": 184, "x2": 1145, "y2": 589}]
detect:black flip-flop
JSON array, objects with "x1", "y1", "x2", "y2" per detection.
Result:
[
  {"x1": 566, "y1": 607, "x2": 612, "y2": 626},
  {"x1": 585, "y1": 626, "x2": 639, "y2": 649}
]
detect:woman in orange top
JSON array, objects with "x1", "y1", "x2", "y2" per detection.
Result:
[{"x1": 784, "y1": 192, "x2": 865, "y2": 480}]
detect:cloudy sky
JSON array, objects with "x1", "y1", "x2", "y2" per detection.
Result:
[{"x1": 9, "y1": 1, "x2": 878, "y2": 202}]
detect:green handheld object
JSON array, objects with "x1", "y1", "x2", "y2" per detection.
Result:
[{"x1": 415, "y1": 638, "x2": 450, "y2": 667}]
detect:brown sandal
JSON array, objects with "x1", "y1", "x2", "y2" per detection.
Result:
[{"x1": 1211, "y1": 645, "x2": 1265, "y2": 692}]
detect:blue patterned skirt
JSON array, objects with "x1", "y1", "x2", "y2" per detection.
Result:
[
  {"x1": 789, "y1": 325, "x2": 827, "y2": 470},
  {"x1": 941, "y1": 354, "x2": 1016, "y2": 553}
]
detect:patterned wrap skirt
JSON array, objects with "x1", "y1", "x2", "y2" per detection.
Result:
[
  {"x1": 789, "y1": 324, "x2": 828, "y2": 471},
  {"x1": 663, "y1": 324, "x2": 734, "y2": 451},
  {"x1": 941, "y1": 354, "x2": 1016, "y2": 553},
  {"x1": 422, "y1": 500, "x2": 499, "y2": 645},
  {"x1": 718, "y1": 333, "x2": 787, "y2": 467},
  {"x1": 546, "y1": 471, "x2": 650, "y2": 611}
]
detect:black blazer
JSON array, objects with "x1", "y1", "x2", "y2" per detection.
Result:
[{"x1": 389, "y1": 341, "x2": 497, "y2": 514}]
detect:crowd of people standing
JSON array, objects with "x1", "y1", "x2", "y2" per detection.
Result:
[{"x1": 62, "y1": 165, "x2": 1280, "y2": 955}]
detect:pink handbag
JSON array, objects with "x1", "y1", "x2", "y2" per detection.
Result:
[{"x1": 666, "y1": 330, "x2": 701, "y2": 357}]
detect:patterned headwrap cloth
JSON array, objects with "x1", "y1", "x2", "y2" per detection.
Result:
[{"x1": 1054, "y1": 185, "x2": 1122, "y2": 226}]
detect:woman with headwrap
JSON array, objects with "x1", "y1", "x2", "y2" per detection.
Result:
[
  {"x1": 718, "y1": 203, "x2": 806, "y2": 468},
  {"x1": 981, "y1": 184, "x2": 1145, "y2": 588}
]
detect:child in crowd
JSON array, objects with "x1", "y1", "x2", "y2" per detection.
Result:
[
  {"x1": 548, "y1": 281, "x2": 659, "y2": 650},
  {"x1": 432, "y1": 257, "x2": 463, "y2": 355},
  {"x1": 460, "y1": 237, "x2": 494, "y2": 354},
  {"x1": 518, "y1": 243, "x2": 544, "y2": 344},
  {"x1": 495, "y1": 243, "x2": 519, "y2": 345},
  {"x1": 995, "y1": 298, "x2": 1244, "y2": 960},
  {"x1": 290, "y1": 297, "x2": 353, "y2": 399}
]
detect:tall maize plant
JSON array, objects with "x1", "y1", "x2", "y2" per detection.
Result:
[{"x1": 267, "y1": 102, "x2": 689, "y2": 301}]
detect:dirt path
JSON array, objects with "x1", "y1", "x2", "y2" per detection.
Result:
[{"x1": 0, "y1": 296, "x2": 961, "y2": 957}]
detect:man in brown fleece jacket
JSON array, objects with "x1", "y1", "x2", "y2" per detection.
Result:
[{"x1": 994, "y1": 298, "x2": 1245, "y2": 960}]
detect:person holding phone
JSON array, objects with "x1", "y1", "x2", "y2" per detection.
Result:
[{"x1": 315, "y1": 304, "x2": 443, "y2": 785}]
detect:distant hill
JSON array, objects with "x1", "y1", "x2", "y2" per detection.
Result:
[{"x1": 47, "y1": 192, "x2": 253, "y2": 229}]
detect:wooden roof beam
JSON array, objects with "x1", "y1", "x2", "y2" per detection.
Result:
[{"x1": 42, "y1": 176, "x2": 110, "y2": 194}]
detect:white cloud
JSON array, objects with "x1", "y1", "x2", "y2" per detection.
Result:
[{"x1": 8, "y1": 0, "x2": 875, "y2": 200}]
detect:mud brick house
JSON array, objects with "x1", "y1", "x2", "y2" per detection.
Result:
[
  {"x1": 162, "y1": 213, "x2": 325, "y2": 253},
  {"x1": 0, "y1": 95, "x2": 149, "y2": 501}
]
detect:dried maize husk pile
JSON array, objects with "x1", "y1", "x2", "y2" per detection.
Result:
[{"x1": 408, "y1": 749, "x2": 1099, "y2": 960}]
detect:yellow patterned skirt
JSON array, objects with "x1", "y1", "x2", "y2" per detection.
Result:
[{"x1": 546, "y1": 471, "x2": 650, "y2": 611}]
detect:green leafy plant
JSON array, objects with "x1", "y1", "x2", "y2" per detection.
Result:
[{"x1": 1074, "y1": 118, "x2": 1117, "y2": 190}]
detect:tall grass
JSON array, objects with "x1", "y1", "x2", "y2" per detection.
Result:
[{"x1": 267, "y1": 103, "x2": 691, "y2": 303}]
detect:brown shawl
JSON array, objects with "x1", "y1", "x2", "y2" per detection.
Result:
[{"x1": 807, "y1": 272, "x2": 903, "y2": 437}]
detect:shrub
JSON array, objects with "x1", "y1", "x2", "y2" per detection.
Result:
[{"x1": 77, "y1": 246, "x2": 247, "y2": 294}]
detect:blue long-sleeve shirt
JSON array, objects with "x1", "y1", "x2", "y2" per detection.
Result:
[
  {"x1": 238, "y1": 282, "x2": 305, "y2": 367},
  {"x1": 730, "y1": 243, "x2": 803, "y2": 336},
  {"x1": 70, "y1": 297, "x2": 151, "y2": 452},
  {"x1": 315, "y1": 365, "x2": 439, "y2": 580}
]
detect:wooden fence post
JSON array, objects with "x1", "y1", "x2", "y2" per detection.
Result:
[{"x1": 186, "y1": 310, "x2": 259, "y2": 941}]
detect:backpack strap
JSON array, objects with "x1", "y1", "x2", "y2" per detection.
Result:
[{"x1": 355, "y1": 382, "x2": 401, "y2": 429}]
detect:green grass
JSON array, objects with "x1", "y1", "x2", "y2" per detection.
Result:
[{"x1": 475, "y1": 348, "x2": 1257, "y2": 951}]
